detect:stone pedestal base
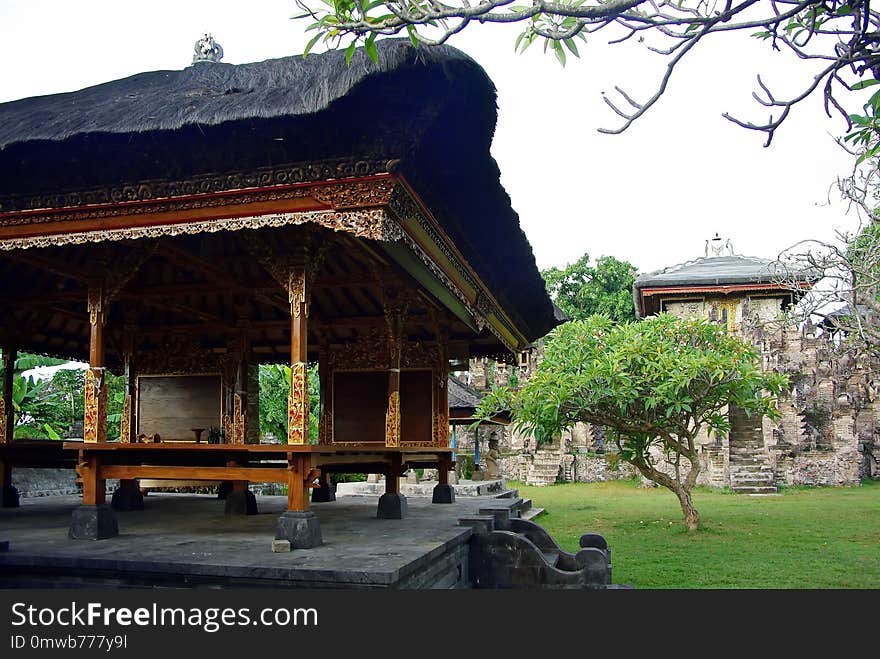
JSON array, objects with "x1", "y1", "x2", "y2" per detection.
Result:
[
  {"x1": 69, "y1": 504, "x2": 118, "y2": 540},
  {"x1": 111, "y1": 480, "x2": 144, "y2": 511},
  {"x1": 217, "y1": 481, "x2": 234, "y2": 500},
  {"x1": 224, "y1": 490, "x2": 257, "y2": 515},
  {"x1": 432, "y1": 483, "x2": 455, "y2": 504},
  {"x1": 274, "y1": 511, "x2": 322, "y2": 548},
  {"x1": 1, "y1": 484, "x2": 20, "y2": 508},
  {"x1": 377, "y1": 492, "x2": 407, "y2": 519},
  {"x1": 311, "y1": 482, "x2": 336, "y2": 503},
  {"x1": 471, "y1": 469, "x2": 484, "y2": 481},
  {"x1": 366, "y1": 473, "x2": 379, "y2": 483}
]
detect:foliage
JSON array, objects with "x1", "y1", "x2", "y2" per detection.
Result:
[
  {"x1": 259, "y1": 364, "x2": 320, "y2": 443},
  {"x1": 477, "y1": 314, "x2": 786, "y2": 529},
  {"x1": 776, "y1": 221, "x2": 880, "y2": 355},
  {"x1": 294, "y1": 0, "x2": 880, "y2": 144},
  {"x1": 0, "y1": 352, "x2": 69, "y2": 439},
  {"x1": 541, "y1": 253, "x2": 637, "y2": 323},
  {"x1": 103, "y1": 371, "x2": 126, "y2": 441},
  {"x1": 512, "y1": 479, "x2": 880, "y2": 588}
]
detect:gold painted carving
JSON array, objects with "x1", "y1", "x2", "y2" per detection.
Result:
[
  {"x1": 385, "y1": 390, "x2": 400, "y2": 448},
  {"x1": 288, "y1": 362, "x2": 308, "y2": 445},
  {"x1": 87, "y1": 289, "x2": 104, "y2": 327},
  {"x1": 0, "y1": 398, "x2": 6, "y2": 444},
  {"x1": 223, "y1": 413, "x2": 234, "y2": 444},
  {"x1": 84, "y1": 367, "x2": 106, "y2": 443},
  {"x1": 0, "y1": 208, "x2": 402, "y2": 251},
  {"x1": 289, "y1": 269, "x2": 307, "y2": 316},
  {"x1": 120, "y1": 394, "x2": 132, "y2": 443},
  {"x1": 312, "y1": 178, "x2": 397, "y2": 209},
  {"x1": 233, "y1": 394, "x2": 245, "y2": 444}
]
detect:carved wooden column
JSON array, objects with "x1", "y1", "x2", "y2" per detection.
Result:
[
  {"x1": 84, "y1": 287, "x2": 107, "y2": 443},
  {"x1": 317, "y1": 337, "x2": 332, "y2": 445},
  {"x1": 378, "y1": 286, "x2": 409, "y2": 518},
  {"x1": 275, "y1": 260, "x2": 323, "y2": 549},
  {"x1": 233, "y1": 322, "x2": 251, "y2": 445},
  {"x1": 383, "y1": 287, "x2": 408, "y2": 449},
  {"x1": 288, "y1": 266, "x2": 310, "y2": 446},
  {"x1": 436, "y1": 326, "x2": 450, "y2": 449},
  {"x1": 431, "y1": 325, "x2": 455, "y2": 504},
  {"x1": 111, "y1": 326, "x2": 145, "y2": 511},
  {"x1": 120, "y1": 327, "x2": 136, "y2": 444}
]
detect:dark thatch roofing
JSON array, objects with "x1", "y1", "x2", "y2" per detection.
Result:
[{"x1": 0, "y1": 39, "x2": 560, "y2": 344}]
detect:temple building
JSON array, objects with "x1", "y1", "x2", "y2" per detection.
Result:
[
  {"x1": 498, "y1": 236, "x2": 879, "y2": 489},
  {"x1": 0, "y1": 38, "x2": 562, "y2": 544}
]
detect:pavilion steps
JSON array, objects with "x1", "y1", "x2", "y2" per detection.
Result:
[{"x1": 460, "y1": 499, "x2": 614, "y2": 588}]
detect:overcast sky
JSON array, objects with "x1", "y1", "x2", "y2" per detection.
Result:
[{"x1": 0, "y1": 0, "x2": 866, "y2": 274}]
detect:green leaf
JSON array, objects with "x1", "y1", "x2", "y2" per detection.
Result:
[
  {"x1": 364, "y1": 33, "x2": 379, "y2": 63},
  {"x1": 563, "y1": 38, "x2": 580, "y2": 58},
  {"x1": 345, "y1": 40, "x2": 357, "y2": 66},
  {"x1": 851, "y1": 79, "x2": 880, "y2": 91},
  {"x1": 302, "y1": 32, "x2": 323, "y2": 58},
  {"x1": 554, "y1": 40, "x2": 566, "y2": 67}
]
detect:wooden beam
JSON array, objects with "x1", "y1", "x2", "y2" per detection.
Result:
[
  {"x1": 3, "y1": 252, "x2": 91, "y2": 283},
  {"x1": 156, "y1": 242, "x2": 288, "y2": 313},
  {"x1": 98, "y1": 465, "x2": 289, "y2": 482},
  {"x1": 137, "y1": 296, "x2": 234, "y2": 328}
]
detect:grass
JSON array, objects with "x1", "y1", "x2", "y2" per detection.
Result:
[{"x1": 512, "y1": 478, "x2": 880, "y2": 588}]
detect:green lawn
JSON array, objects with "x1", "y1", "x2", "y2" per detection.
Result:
[{"x1": 512, "y1": 478, "x2": 880, "y2": 588}]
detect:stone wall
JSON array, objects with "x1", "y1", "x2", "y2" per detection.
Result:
[
  {"x1": 457, "y1": 311, "x2": 880, "y2": 489},
  {"x1": 11, "y1": 468, "x2": 79, "y2": 497}
]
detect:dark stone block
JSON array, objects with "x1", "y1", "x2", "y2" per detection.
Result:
[
  {"x1": 377, "y1": 492, "x2": 407, "y2": 519},
  {"x1": 69, "y1": 505, "x2": 118, "y2": 540},
  {"x1": 579, "y1": 533, "x2": 608, "y2": 551},
  {"x1": 275, "y1": 511, "x2": 322, "y2": 548},
  {"x1": 1, "y1": 484, "x2": 20, "y2": 508},
  {"x1": 217, "y1": 481, "x2": 234, "y2": 500},
  {"x1": 311, "y1": 482, "x2": 336, "y2": 502},
  {"x1": 111, "y1": 481, "x2": 144, "y2": 511},
  {"x1": 224, "y1": 490, "x2": 257, "y2": 515},
  {"x1": 432, "y1": 483, "x2": 455, "y2": 504}
]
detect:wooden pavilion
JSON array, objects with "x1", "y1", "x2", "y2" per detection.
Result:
[{"x1": 0, "y1": 40, "x2": 560, "y2": 545}]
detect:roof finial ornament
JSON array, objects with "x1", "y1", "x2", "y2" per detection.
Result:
[
  {"x1": 705, "y1": 233, "x2": 733, "y2": 257},
  {"x1": 193, "y1": 33, "x2": 224, "y2": 64}
]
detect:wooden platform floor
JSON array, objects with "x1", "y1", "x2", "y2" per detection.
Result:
[{"x1": 0, "y1": 493, "x2": 494, "y2": 588}]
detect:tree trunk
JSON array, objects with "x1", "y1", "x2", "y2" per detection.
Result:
[
  {"x1": 673, "y1": 485, "x2": 700, "y2": 531},
  {"x1": 629, "y1": 455, "x2": 702, "y2": 531}
]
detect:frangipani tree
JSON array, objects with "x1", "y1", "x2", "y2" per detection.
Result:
[{"x1": 476, "y1": 314, "x2": 786, "y2": 530}]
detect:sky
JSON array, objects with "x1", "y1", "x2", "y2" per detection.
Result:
[{"x1": 0, "y1": 0, "x2": 867, "y2": 275}]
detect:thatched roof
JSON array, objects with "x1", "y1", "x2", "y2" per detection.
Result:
[{"x1": 0, "y1": 39, "x2": 559, "y2": 344}]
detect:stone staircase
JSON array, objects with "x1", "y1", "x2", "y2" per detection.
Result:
[
  {"x1": 459, "y1": 497, "x2": 619, "y2": 588},
  {"x1": 495, "y1": 487, "x2": 544, "y2": 520},
  {"x1": 525, "y1": 444, "x2": 563, "y2": 486},
  {"x1": 728, "y1": 404, "x2": 777, "y2": 494}
]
